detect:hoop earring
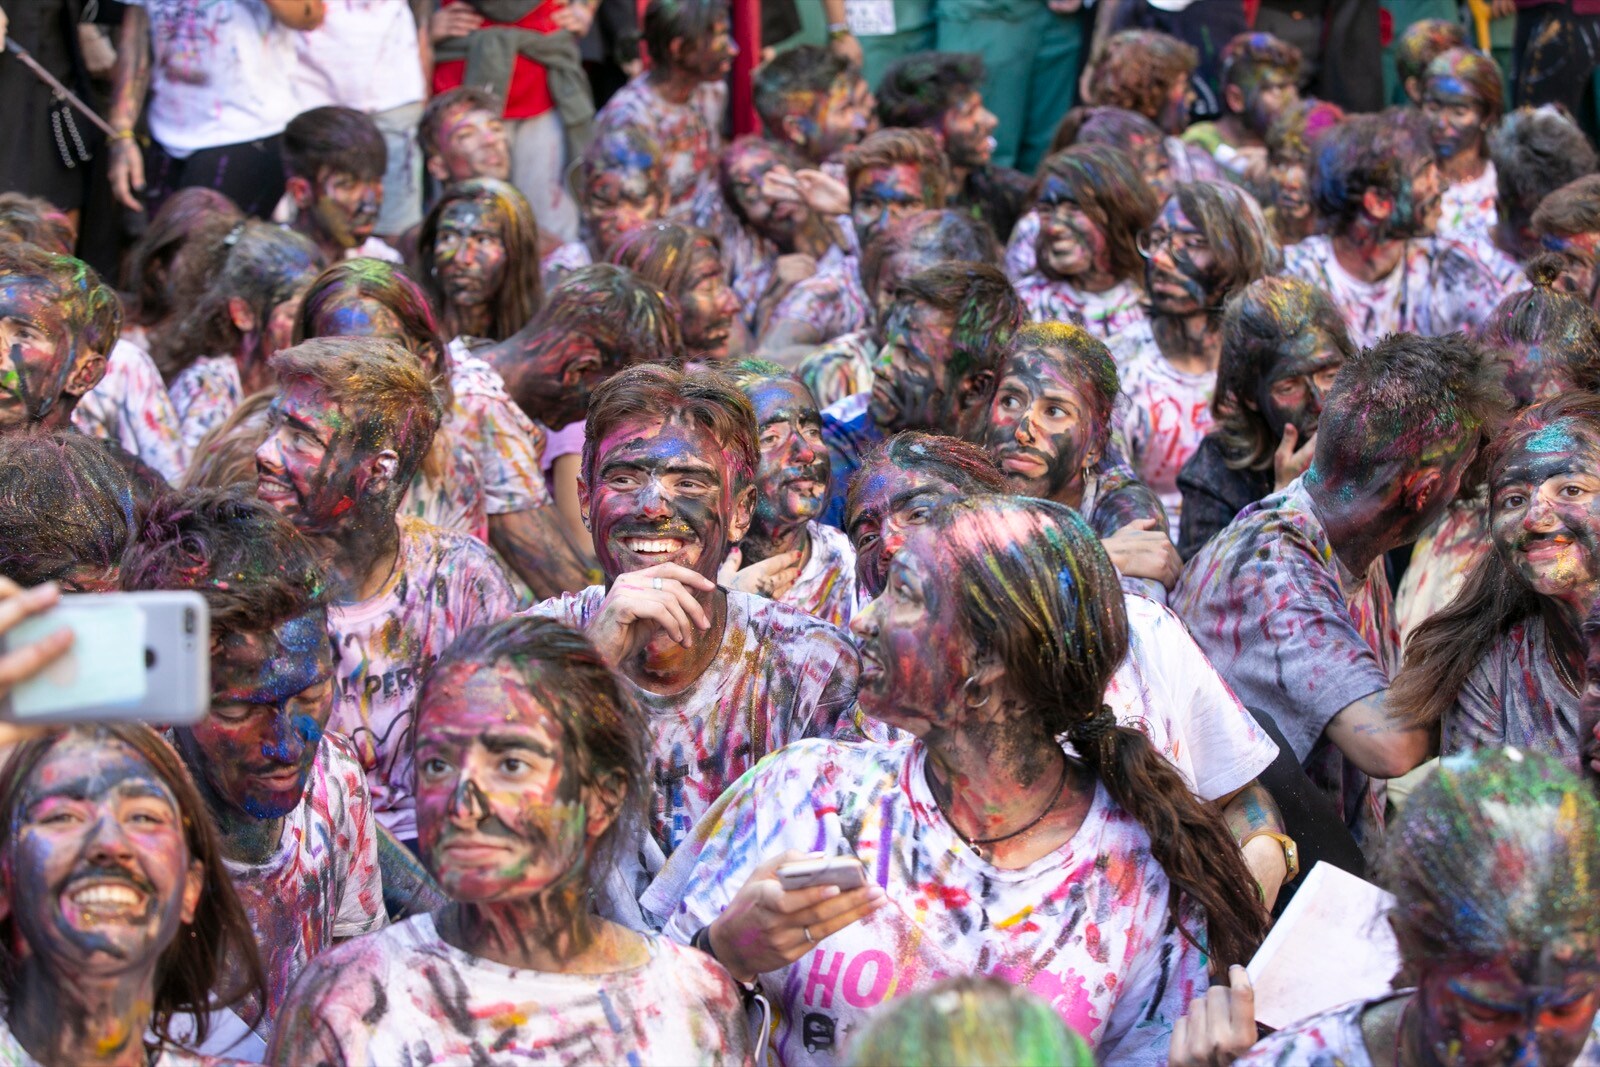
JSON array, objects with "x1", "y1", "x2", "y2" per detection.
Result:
[{"x1": 963, "y1": 676, "x2": 990, "y2": 709}]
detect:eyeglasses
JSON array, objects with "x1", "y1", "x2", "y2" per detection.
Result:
[{"x1": 1136, "y1": 226, "x2": 1208, "y2": 259}]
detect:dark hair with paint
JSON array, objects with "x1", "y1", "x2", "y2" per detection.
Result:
[
  {"x1": 295, "y1": 258, "x2": 449, "y2": 382},
  {"x1": 842, "y1": 128, "x2": 951, "y2": 210},
  {"x1": 608, "y1": 221, "x2": 725, "y2": 326},
  {"x1": 1219, "y1": 31, "x2": 1302, "y2": 97},
  {"x1": 1310, "y1": 107, "x2": 1436, "y2": 233},
  {"x1": 1213, "y1": 276, "x2": 1355, "y2": 471},
  {"x1": 1394, "y1": 392, "x2": 1600, "y2": 727},
  {"x1": 0, "y1": 192, "x2": 75, "y2": 255},
  {"x1": 1394, "y1": 18, "x2": 1468, "y2": 89},
  {"x1": 532, "y1": 264, "x2": 683, "y2": 369},
  {"x1": 1264, "y1": 97, "x2": 1344, "y2": 167},
  {"x1": 0, "y1": 242, "x2": 123, "y2": 361},
  {"x1": 861, "y1": 208, "x2": 1001, "y2": 304},
  {"x1": 121, "y1": 487, "x2": 328, "y2": 637},
  {"x1": 642, "y1": 0, "x2": 729, "y2": 71},
  {"x1": 875, "y1": 51, "x2": 986, "y2": 130},
  {"x1": 929, "y1": 494, "x2": 1269, "y2": 969},
  {"x1": 845, "y1": 976, "x2": 1094, "y2": 1067},
  {"x1": 1168, "y1": 180, "x2": 1284, "y2": 296},
  {"x1": 723, "y1": 357, "x2": 805, "y2": 396},
  {"x1": 1048, "y1": 106, "x2": 1164, "y2": 158},
  {"x1": 154, "y1": 220, "x2": 323, "y2": 380},
  {"x1": 182, "y1": 391, "x2": 275, "y2": 491},
  {"x1": 887, "y1": 261, "x2": 1025, "y2": 385},
  {"x1": 1491, "y1": 106, "x2": 1600, "y2": 247},
  {"x1": 269, "y1": 336, "x2": 444, "y2": 491},
  {"x1": 1425, "y1": 47, "x2": 1505, "y2": 128},
  {"x1": 0, "y1": 724, "x2": 266, "y2": 1045},
  {"x1": 1032, "y1": 144, "x2": 1158, "y2": 285},
  {"x1": 753, "y1": 44, "x2": 855, "y2": 136},
  {"x1": 425, "y1": 616, "x2": 649, "y2": 872},
  {"x1": 122, "y1": 188, "x2": 243, "y2": 330},
  {"x1": 583, "y1": 363, "x2": 758, "y2": 492},
  {"x1": 1380, "y1": 746, "x2": 1600, "y2": 978},
  {"x1": 577, "y1": 124, "x2": 668, "y2": 208},
  {"x1": 1534, "y1": 173, "x2": 1600, "y2": 241},
  {"x1": 1000, "y1": 322, "x2": 1120, "y2": 459},
  {"x1": 418, "y1": 177, "x2": 544, "y2": 343},
  {"x1": 282, "y1": 105, "x2": 387, "y2": 183},
  {"x1": 845, "y1": 431, "x2": 1009, "y2": 536},
  {"x1": 0, "y1": 432, "x2": 141, "y2": 588},
  {"x1": 1475, "y1": 255, "x2": 1600, "y2": 403},
  {"x1": 1085, "y1": 29, "x2": 1197, "y2": 123},
  {"x1": 417, "y1": 85, "x2": 502, "y2": 162}
]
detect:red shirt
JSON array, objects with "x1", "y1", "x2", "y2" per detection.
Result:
[{"x1": 432, "y1": 0, "x2": 557, "y2": 120}]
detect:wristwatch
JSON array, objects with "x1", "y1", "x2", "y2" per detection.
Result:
[{"x1": 1241, "y1": 830, "x2": 1301, "y2": 882}]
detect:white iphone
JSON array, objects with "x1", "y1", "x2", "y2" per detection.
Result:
[
  {"x1": 776, "y1": 855, "x2": 869, "y2": 892},
  {"x1": 0, "y1": 591, "x2": 210, "y2": 725}
]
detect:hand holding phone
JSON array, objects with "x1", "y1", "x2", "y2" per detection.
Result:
[{"x1": 0, "y1": 579, "x2": 73, "y2": 698}]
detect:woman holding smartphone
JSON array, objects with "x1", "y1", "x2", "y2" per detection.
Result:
[{"x1": 643, "y1": 495, "x2": 1267, "y2": 1066}]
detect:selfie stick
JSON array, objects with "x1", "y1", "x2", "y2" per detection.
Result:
[{"x1": 4, "y1": 39, "x2": 122, "y2": 141}]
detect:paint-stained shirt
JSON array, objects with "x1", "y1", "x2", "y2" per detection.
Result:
[
  {"x1": 797, "y1": 330, "x2": 876, "y2": 412},
  {"x1": 0, "y1": 1019, "x2": 243, "y2": 1066},
  {"x1": 1442, "y1": 614, "x2": 1582, "y2": 771},
  {"x1": 169, "y1": 354, "x2": 242, "y2": 458},
  {"x1": 525, "y1": 586, "x2": 863, "y2": 853},
  {"x1": 643, "y1": 739, "x2": 1208, "y2": 1067},
  {"x1": 782, "y1": 520, "x2": 860, "y2": 627},
  {"x1": 1172, "y1": 479, "x2": 1398, "y2": 841},
  {"x1": 1234, "y1": 995, "x2": 1387, "y2": 1066},
  {"x1": 1281, "y1": 234, "x2": 1503, "y2": 350},
  {"x1": 225, "y1": 732, "x2": 385, "y2": 1029},
  {"x1": 1015, "y1": 275, "x2": 1149, "y2": 363},
  {"x1": 1394, "y1": 498, "x2": 1488, "y2": 639},
  {"x1": 1113, "y1": 344, "x2": 1216, "y2": 542},
  {"x1": 447, "y1": 340, "x2": 553, "y2": 515},
  {"x1": 540, "y1": 238, "x2": 593, "y2": 289},
  {"x1": 1437, "y1": 162, "x2": 1498, "y2": 246},
  {"x1": 74, "y1": 338, "x2": 188, "y2": 483},
  {"x1": 272, "y1": 914, "x2": 753, "y2": 1066},
  {"x1": 594, "y1": 75, "x2": 726, "y2": 214},
  {"x1": 766, "y1": 245, "x2": 871, "y2": 346},
  {"x1": 327, "y1": 518, "x2": 521, "y2": 840},
  {"x1": 398, "y1": 424, "x2": 491, "y2": 543}
]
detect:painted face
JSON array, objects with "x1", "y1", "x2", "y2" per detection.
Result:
[
  {"x1": 872, "y1": 248, "x2": 941, "y2": 324},
  {"x1": 1269, "y1": 159, "x2": 1310, "y2": 224},
  {"x1": 308, "y1": 169, "x2": 382, "y2": 251},
  {"x1": 985, "y1": 347, "x2": 1102, "y2": 501},
  {"x1": 850, "y1": 525, "x2": 969, "y2": 734},
  {"x1": 511, "y1": 332, "x2": 607, "y2": 430},
  {"x1": 1501, "y1": 342, "x2": 1580, "y2": 409},
  {"x1": 1141, "y1": 199, "x2": 1223, "y2": 315},
  {"x1": 1489, "y1": 420, "x2": 1600, "y2": 606},
  {"x1": 6, "y1": 735, "x2": 200, "y2": 980},
  {"x1": 313, "y1": 293, "x2": 440, "y2": 377},
  {"x1": 852, "y1": 164, "x2": 929, "y2": 246},
  {"x1": 1158, "y1": 74, "x2": 1194, "y2": 135},
  {"x1": 0, "y1": 276, "x2": 84, "y2": 430},
  {"x1": 871, "y1": 300, "x2": 959, "y2": 433},
  {"x1": 586, "y1": 165, "x2": 666, "y2": 257},
  {"x1": 748, "y1": 378, "x2": 829, "y2": 530},
  {"x1": 435, "y1": 106, "x2": 512, "y2": 183},
  {"x1": 1542, "y1": 233, "x2": 1600, "y2": 313},
  {"x1": 1131, "y1": 135, "x2": 1175, "y2": 200},
  {"x1": 255, "y1": 378, "x2": 372, "y2": 535},
  {"x1": 1415, "y1": 953, "x2": 1600, "y2": 1067},
  {"x1": 847, "y1": 462, "x2": 965, "y2": 597},
  {"x1": 262, "y1": 285, "x2": 311, "y2": 368},
  {"x1": 182, "y1": 612, "x2": 334, "y2": 821},
  {"x1": 585, "y1": 414, "x2": 750, "y2": 583},
  {"x1": 1397, "y1": 156, "x2": 1445, "y2": 238},
  {"x1": 810, "y1": 75, "x2": 874, "y2": 161},
  {"x1": 677, "y1": 241, "x2": 739, "y2": 361},
  {"x1": 433, "y1": 201, "x2": 509, "y2": 317},
  {"x1": 415, "y1": 662, "x2": 588, "y2": 903},
  {"x1": 676, "y1": 16, "x2": 738, "y2": 82},
  {"x1": 1255, "y1": 330, "x2": 1343, "y2": 440},
  {"x1": 724, "y1": 146, "x2": 808, "y2": 247},
  {"x1": 1240, "y1": 71, "x2": 1299, "y2": 136},
  {"x1": 941, "y1": 90, "x2": 999, "y2": 170},
  {"x1": 1035, "y1": 176, "x2": 1112, "y2": 282},
  {"x1": 1422, "y1": 78, "x2": 1487, "y2": 161}
]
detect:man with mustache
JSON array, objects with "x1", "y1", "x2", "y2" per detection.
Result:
[
  {"x1": 721, "y1": 361, "x2": 859, "y2": 626},
  {"x1": 120, "y1": 488, "x2": 385, "y2": 1031},
  {"x1": 1282, "y1": 108, "x2": 1504, "y2": 350},
  {"x1": 820, "y1": 262, "x2": 1024, "y2": 528},
  {"x1": 526, "y1": 364, "x2": 863, "y2": 858},
  {"x1": 283, "y1": 107, "x2": 402, "y2": 266},
  {"x1": 254, "y1": 337, "x2": 520, "y2": 850}
]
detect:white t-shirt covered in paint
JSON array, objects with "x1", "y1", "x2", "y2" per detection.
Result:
[
  {"x1": 326, "y1": 517, "x2": 521, "y2": 839},
  {"x1": 1114, "y1": 344, "x2": 1216, "y2": 541},
  {"x1": 272, "y1": 914, "x2": 754, "y2": 1066},
  {"x1": 168, "y1": 354, "x2": 242, "y2": 458},
  {"x1": 75, "y1": 338, "x2": 188, "y2": 483},
  {"x1": 644, "y1": 739, "x2": 1208, "y2": 1067},
  {"x1": 446, "y1": 339, "x2": 553, "y2": 514}
]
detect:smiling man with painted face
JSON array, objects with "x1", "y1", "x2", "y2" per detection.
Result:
[
  {"x1": 255, "y1": 337, "x2": 520, "y2": 847},
  {"x1": 120, "y1": 488, "x2": 384, "y2": 1030},
  {"x1": 525, "y1": 364, "x2": 863, "y2": 856},
  {"x1": 0, "y1": 242, "x2": 120, "y2": 438}
]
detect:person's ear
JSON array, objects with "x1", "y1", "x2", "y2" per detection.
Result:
[
  {"x1": 227, "y1": 296, "x2": 258, "y2": 335},
  {"x1": 63, "y1": 348, "x2": 107, "y2": 398},
  {"x1": 581, "y1": 771, "x2": 626, "y2": 844},
  {"x1": 1224, "y1": 84, "x2": 1246, "y2": 116},
  {"x1": 1403, "y1": 77, "x2": 1421, "y2": 106},
  {"x1": 367, "y1": 449, "x2": 400, "y2": 498},
  {"x1": 578, "y1": 472, "x2": 592, "y2": 531},
  {"x1": 1402, "y1": 466, "x2": 1444, "y2": 515},
  {"x1": 180, "y1": 859, "x2": 204, "y2": 925},
  {"x1": 958, "y1": 368, "x2": 997, "y2": 414},
  {"x1": 286, "y1": 175, "x2": 315, "y2": 210},
  {"x1": 964, "y1": 657, "x2": 1010, "y2": 726},
  {"x1": 560, "y1": 349, "x2": 603, "y2": 387},
  {"x1": 728, "y1": 483, "x2": 757, "y2": 544},
  {"x1": 1361, "y1": 186, "x2": 1396, "y2": 224},
  {"x1": 426, "y1": 154, "x2": 449, "y2": 183}
]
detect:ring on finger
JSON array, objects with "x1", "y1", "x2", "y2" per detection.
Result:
[
  {"x1": 652, "y1": 577, "x2": 663, "y2": 591},
  {"x1": 803, "y1": 926, "x2": 814, "y2": 943}
]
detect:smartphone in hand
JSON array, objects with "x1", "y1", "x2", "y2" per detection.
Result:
[
  {"x1": 0, "y1": 591, "x2": 209, "y2": 724},
  {"x1": 776, "y1": 855, "x2": 868, "y2": 892}
]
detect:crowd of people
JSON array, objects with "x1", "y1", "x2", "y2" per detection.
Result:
[{"x1": 8, "y1": 0, "x2": 1600, "y2": 1065}]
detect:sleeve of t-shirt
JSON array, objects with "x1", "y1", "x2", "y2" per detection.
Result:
[
  {"x1": 328, "y1": 738, "x2": 386, "y2": 939},
  {"x1": 641, "y1": 762, "x2": 770, "y2": 941},
  {"x1": 1440, "y1": 655, "x2": 1508, "y2": 758},
  {"x1": 1176, "y1": 459, "x2": 1241, "y2": 563},
  {"x1": 466, "y1": 393, "x2": 553, "y2": 514},
  {"x1": 1097, "y1": 890, "x2": 1209, "y2": 1067},
  {"x1": 1004, "y1": 214, "x2": 1038, "y2": 281},
  {"x1": 453, "y1": 537, "x2": 525, "y2": 624}
]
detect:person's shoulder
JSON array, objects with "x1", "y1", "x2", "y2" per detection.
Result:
[
  {"x1": 647, "y1": 935, "x2": 742, "y2": 998},
  {"x1": 523, "y1": 584, "x2": 605, "y2": 626},
  {"x1": 315, "y1": 731, "x2": 370, "y2": 798},
  {"x1": 751, "y1": 735, "x2": 908, "y2": 789},
  {"x1": 807, "y1": 518, "x2": 855, "y2": 562},
  {"x1": 289, "y1": 914, "x2": 425, "y2": 997},
  {"x1": 735, "y1": 590, "x2": 854, "y2": 653},
  {"x1": 1234, "y1": 997, "x2": 1378, "y2": 1067},
  {"x1": 1179, "y1": 485, "x2": 1327, "y2": 587}
]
